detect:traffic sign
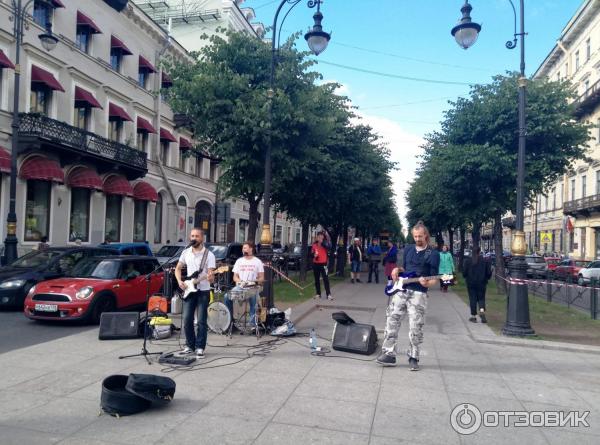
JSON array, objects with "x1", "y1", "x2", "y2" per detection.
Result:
[{"x1": 540, "y1": 232, "x2": 552, "y2": 244}]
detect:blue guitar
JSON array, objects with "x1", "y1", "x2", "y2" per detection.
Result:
[{"x1": 385, "y1": 271, "x2": 454, "y2": 296}]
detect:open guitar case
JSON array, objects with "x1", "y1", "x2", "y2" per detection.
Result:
[{"x1": 101, "y1": 373, "x2": 176, "y2": 417}]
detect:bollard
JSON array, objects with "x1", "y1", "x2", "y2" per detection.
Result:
[
  {"x1": 591, "y1": 278, "x2": 598, "y2": 320},
  {"x1": 566, "y1": 274, "x2": 572, "y2": 308},
  {"x1": 546, "y1": 270, "x2": 552, "y2": 303}
]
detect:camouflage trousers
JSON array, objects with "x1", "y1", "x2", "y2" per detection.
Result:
[{"x1": 381, "y1": 290, "x2": 428, "y2": 360}]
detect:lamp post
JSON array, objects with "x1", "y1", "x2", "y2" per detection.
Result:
[
  {"x1": 3, "y1": 0, "x2": 58, "y2": 264},
  {"x1": 260, "y1": 0, "x2": 330, "y2": 308},
  {"x1": 452, "y1": 0, "x2": 534, "y2": 336}
]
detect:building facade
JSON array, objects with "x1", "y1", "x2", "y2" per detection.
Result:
[{"x1": 528, "y1": 0, "x2": 600, "y2": 259}]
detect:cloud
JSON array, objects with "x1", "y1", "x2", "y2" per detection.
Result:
[
  {"x1": 353, "y1": 112, "x2": 425, "y2": 229},
  {"x1": 318, "y1": 79, "x2": 351, "y2": 96}
]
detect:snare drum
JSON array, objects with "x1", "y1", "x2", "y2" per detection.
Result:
[
  {"x1": 228, "y1": 288, "x2": 246, "y2": 302},
  {"x1": 207, "y1": 301, "x2": 231, "y2": 334}
]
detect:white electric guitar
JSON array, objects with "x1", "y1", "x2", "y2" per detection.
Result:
[
  {"x1": 182, "y1": 265, "x2": 229, "y2": 300},
  {"x1": 385, "y1": 272, "x2": 454, "y2": 296}
]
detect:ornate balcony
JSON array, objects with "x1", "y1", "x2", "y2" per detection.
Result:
[
  {"x1": 18, "y1": 113, "x2": 147, "y2": 179},
  {"x1": 563, "y1": 194, "x2": 600, "y2": 217},
  {"x1": 574, "y1": 78, "x2": 600, "y2": 118}
]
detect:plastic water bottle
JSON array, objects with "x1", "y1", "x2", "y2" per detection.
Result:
[{"x1": 309, "y1": 328, "x2": 318, "y2": 351}]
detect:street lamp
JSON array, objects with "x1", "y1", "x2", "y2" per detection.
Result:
[
  {"x1": 260, "y1": 0, "x2": 330, "y2": 308},
  {"x1": 451, "y1": 0, "x2": 534, "y2": 336},
  {"x1": 3, "y1": 0, "x2": 59, "y2": 264}
]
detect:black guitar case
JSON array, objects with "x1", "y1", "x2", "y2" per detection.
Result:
[
  {"x1": 101, "y1": 375, "x2": 151, "y2": 416},
  {"x1": 125, "y1": 374, "x2": 176, "y2": 406}
]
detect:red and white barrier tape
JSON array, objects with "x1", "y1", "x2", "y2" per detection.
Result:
[
  {"x1": 495, "y1": 274, "x2": 600, "y2": 291},
  {"x1": 264, "y1": 264, "x2": 315, "y2": 291}
]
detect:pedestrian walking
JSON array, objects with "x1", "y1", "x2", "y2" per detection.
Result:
[
  {"x1": 383, "y1": 241, "x2": 398, "y2": 281},
  {"x1": 312, "y1": 231, "x2": 333, "y2": 300},
  {"x1": 367, "y1": 238, "x2": 382, "y2": 283},
  {"x1": 438, "y1": 245, "x2": 455, "y2": 292},
  {"x1": 348, "y1": 238, "x2": 363, "y2": 283},
  {"x1": 462, "y1": 247, "x2": 491, "y2": 323},
  {"x1": 376, "y1": 222, "x2": 440, "y2": 371}
]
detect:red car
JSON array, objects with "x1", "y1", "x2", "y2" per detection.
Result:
[
  {"x1": 553, "y1": 259, "x2": 590, "y2": 281},
  {"x1": 544, "y1": 257, "x2": 562, "y2": 272},
  {"x1": 24, "y1": 256, "x2": 163, "y2": 323}
]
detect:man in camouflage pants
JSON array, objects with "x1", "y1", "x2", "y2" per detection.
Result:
[{"x1": 376, "y1": 222, "x2": 440, "y2": 371}]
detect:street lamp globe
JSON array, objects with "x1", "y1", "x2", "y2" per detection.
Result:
[
  {"x1": 39, "y1": 25, "x2": 59, "y2": 52},
  {"x1": 451, "y1": 1, "x2": 481, "y2": 50},
  {"x1": 304, "y1": 10, "x2": 330, "y2": 56}
]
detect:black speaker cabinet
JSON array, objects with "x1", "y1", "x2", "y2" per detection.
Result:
[
  {"x1": 332, "y1": 322, "x2": 378, "y2": 355},
  {"x1": 99, "y1": 312, "x2": 141, "y2": 340}
]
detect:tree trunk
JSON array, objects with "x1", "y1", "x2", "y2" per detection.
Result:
[
  {"x1": 472, "y1": 222, "x2": 481, "y2": 253},
  {"x1": 247, "y1": 197, "x2": 260, "y2": 243},
  {"x1": 494, "y1": 211, "x2": 507, "y2": 291},
  {"x1": 435, "y1": 231, "x2": 444, "y2": 249},
  {"x1": 458, "y1": 226, "x2": 466, "y2": 271},
  {"x1": 447, "y1": 226, "x2": 454, "y2": 253},
  {"x1": 300, "y1": 221, "x2": 310, "y2": 282},
  {"x1": 328, "y1": 225, "x2": 339, "y2": 271}
]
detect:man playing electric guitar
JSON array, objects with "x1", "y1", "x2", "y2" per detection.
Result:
[
  {"x1": 376, "y1": 221, "x2": 440, "y2": 371},
  {"x1": 175, "y1": 228, "x2": 216, "y2": 358}
]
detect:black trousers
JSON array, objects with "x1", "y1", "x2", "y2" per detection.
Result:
[
  {"x1": 368, "y1": 261, "x2": 379, "y2": 283},
  {"x1": 467, "y1": 284, "x2": 486, "y2": 315},
  {"x1": 313, "y1": 264, "x2": 331, "y2": 296}
]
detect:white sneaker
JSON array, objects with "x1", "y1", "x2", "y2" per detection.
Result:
[
  {"x1": 196, "y1": 348, "x2": 205, "y2": 358},
  {"x1": 327, "y1": 295, "x2": 334, "y2": 301},
  {"x1": 182, "y1": 346, "x2": 193, "y2": 354}
]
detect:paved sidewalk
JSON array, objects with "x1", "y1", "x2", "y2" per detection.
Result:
[{"x1": 1, "y1": 279, "x2": 600, "y2": 444}]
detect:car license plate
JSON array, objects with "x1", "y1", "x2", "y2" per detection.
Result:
[{"x1": 35, "y1": 303, "x2": 58, "y2": 312}]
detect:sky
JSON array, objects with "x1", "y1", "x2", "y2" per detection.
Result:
[{"x1": 244, "y1": 0, "x2": 584, "y2": 229}]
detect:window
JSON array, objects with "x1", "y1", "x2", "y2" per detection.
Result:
[
  {"x1": 160, "y1": 140, "x2": 169, "y2": 164},
  {"x1": 33, "y1": 0, "x2": 50, "y2": 28},
  {"x1": 544, "y1": 194, "x2": 548, "y2": 212},
  {"x1": 275, "y1": 225, "x2": 282, "y2": 242},
  {"x1": 210, "y1": 163, "x2": 217, "y2": 181},
  {"x1": 238, "y1": 219, "x2": 248, "y2": 242},
  {"x1": 575, "y1": 51, "x2": 580, "y2": 71},
  {"x1": 30, "y1": 88, "x2": 49, "y2": 114},
  {"x1": 73, "y1": 107, "x2": 89, "y2": 130},
  {"x1": 587, "y1": 38, "x2": 591, "y2": 61},
  {"x1": 552, "y1": 187, "x2": 556, "y2": 210},
  {"x1": 109, "y1": 120, "x2": 122, "y2": 142},
  {"x1": 76, "y1": 28, "x2": 90, "y2": 53},
  {"x1": 133, "y1": 200, "x2": 147, "y2": 242},
  {"x1": 582, "y1": 175, "x2": 587, "y2": 198},
  {"x1": 196, "y1": 157, "x2": 203, "y2": 177},
  {"x1": 69, "y1": 188, "x2": 90, "y2": 242},
  {"x1": 110, "y1": 49, "x2": 122, "y2": 72},
  {"x1": 154, "y1": 194, "x2": 162, "y2": 244},
  {"x1": 179, "y1": 150, "x2": 185, "y2": 170},
  {"x1": 295, "y1": 228, "x2": 301, "y2": 244},
  {"x1": 560, "y1": 183, "x2": 564, "y2": 206},
  {"x1": 585, "y1": 80, "x2": 590, "y2": 97},
  {"x1": 137, "y1": 131, "x2": 148, "y2": 152},
  {"x1": 565, "y1": 62, "x2": 569, "y2": 77},
  {"x1": 24, "y1": 180, "x2": 51, "y2": 242},
  {"x1": 105, "y1": 195, "x2": 122, "y2": 242},
  {"x1": 571, "y1": 179, "x2": 576, "y2": 200},
  {"x1": 138, "y1": 72, "x2": 148, "y2": 89}
]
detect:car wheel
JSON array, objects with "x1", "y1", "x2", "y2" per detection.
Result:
[{"x1": 88, "y1": 294, "x2": 116, "y2": 325}]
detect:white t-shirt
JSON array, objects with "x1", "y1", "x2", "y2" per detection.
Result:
[
  {"x1": 232, "y1": 256, "x2": 264, "y2": 283},
  {"x1": 178, "y1": 246, "x2": 216, "y2": 291}
]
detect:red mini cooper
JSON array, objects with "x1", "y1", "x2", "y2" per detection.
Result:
[{"x1": 24, "y1": 256, "x2": 163, "y2": 323}]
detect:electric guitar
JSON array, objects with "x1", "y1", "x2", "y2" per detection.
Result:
[
  {"x1": 182, "y1": 265, "x2": 229, "y2": 300},
  {"x1": 385, "y1": 271, "x2": 454, "y2": 296}
]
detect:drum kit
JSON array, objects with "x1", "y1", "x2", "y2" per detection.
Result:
[{"x1": 207, "y1": 284, "x2": 263, "y2": 339}]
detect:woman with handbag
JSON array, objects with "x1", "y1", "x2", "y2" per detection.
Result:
[{"x1": 438, "y1": 245, "x2": 455, "y2": 292}]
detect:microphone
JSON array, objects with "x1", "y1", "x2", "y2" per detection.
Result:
[{"x1": 187, "y1": 240, "x2": 197, "y2": 248}]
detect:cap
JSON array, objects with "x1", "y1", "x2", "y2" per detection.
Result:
[{"x1": 354, "y1": 237, "x2": 360, "y2": 241}]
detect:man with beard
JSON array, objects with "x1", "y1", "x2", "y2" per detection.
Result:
[{"x1": 376, "y1": 222, "x2": 440, "y2": 371}]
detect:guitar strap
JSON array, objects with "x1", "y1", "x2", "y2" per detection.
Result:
[{"x1": 197, "y1": 247, "x2": 209, "y2": 287}]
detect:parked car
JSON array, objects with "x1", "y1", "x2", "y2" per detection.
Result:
[
  {"x1": 525, "y1": 255, "x2": 547, "y2": 278},
  {"x1": 577, "y1": 260, "x2": 600, "y2": 285},
  {"x1": 99, "y1": 242, "x2": 153, "y2": 256},
  {"x1": 0, "y1": 246, "x2": 118, "y2": 308},
  {"x1": 24, "y1": 256, "x2": 163, "y2": 323},
  {"x1": 285, "y1": 245, "x2": 313, "y2": 270},
  {"x1": 155, "y1": 242, "x2": 187, "y2": 264},
  {"x1": 206, "y1": 242, "x2": 244, "y2": 284},
  {"x1": 553, "y1": 259, "x2": 590, "y2": 281}
]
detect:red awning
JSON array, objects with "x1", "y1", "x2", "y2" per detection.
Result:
[
  {"x1": 50, "y1": 0, "x2": 65, "y2": 8},
  {"x1": 108, "y1": 102, "x2": 133, "y2": 122},
  {"x1": 74, "y1": 86, "x2": 102, "y2": 109},
  {"x1": 179, "y1": 137, "x2": 193, "y2": 150},
  {"x1": 19, "y1": 156, "x2": 64, "y2": 182},
  {"x1": 160, "y1": 128, "x2": 177, "y2": 143},
  {"x1": 66, "y1": 167, "x2": 102, "y2": 190},
  {"x1": 111, "y1": 35, "x2": 132, "y2": 56},
  {"x1": 0, "y1": 146, "x2": 11, "y2": 173},
  {"x1": 137, "y1": 116, "x2": 157, "y2": 134},
  {"x1": 103, "y1": 174, "x2": 133, "y2": 197},
  {"x1": 77, "y1": 10, "x2": 102, "y2": 34},
  {"x1": 138, "y1": 55, "x2": 156, "y2": 73},
  {"x1": 161, "y1": 72, "x2": 173, "y2": 87},
  {"x1": 31, "y1": 65, "x2": 65, "y2": 92},
  {"x1": 133, "y1": 181, "x2": 158, "y2": 202},
  {"x1": 0, "y1": 50, "x2": 14, "y2": 70}
]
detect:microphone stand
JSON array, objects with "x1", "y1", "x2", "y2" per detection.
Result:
[{"x1": 119, "y1": 246, "x2": 190, "y2": 364}]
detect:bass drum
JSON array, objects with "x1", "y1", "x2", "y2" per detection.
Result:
[{"x1": 207, "y1": 301, "x2": 231, "y2": 334}]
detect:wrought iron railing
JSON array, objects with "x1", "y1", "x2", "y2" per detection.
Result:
[
  {"x1": 18, "y1": 113, "x2": 147, "y2": 171},
  {"x1": 563, "y1": 194, "x2": 600, "y2": 215},
  {"x1": 574, "y1": 78, "x2": 600, "y2": 118}
]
